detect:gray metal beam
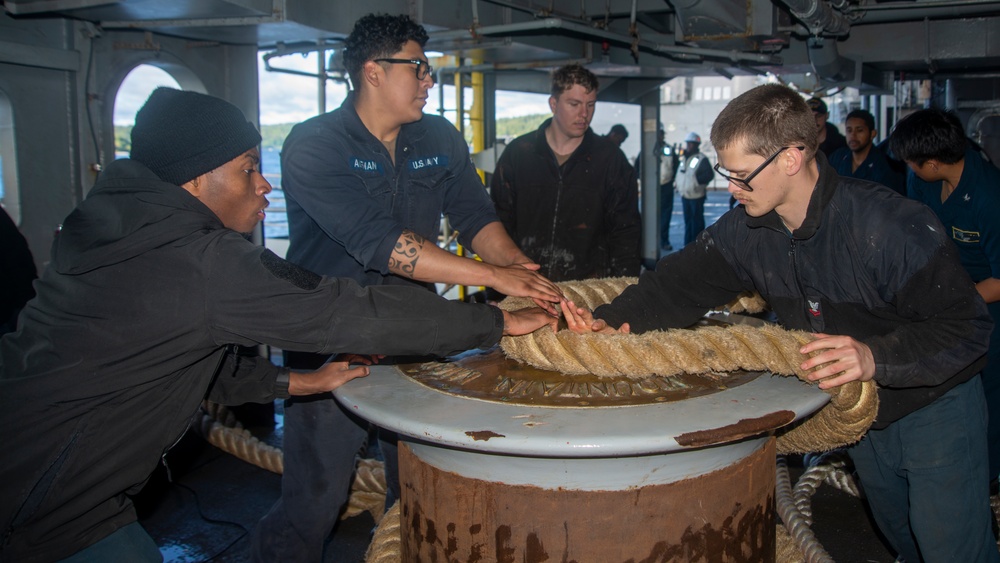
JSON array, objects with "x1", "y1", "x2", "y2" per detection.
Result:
[
  {"x1": 4, "y1": 0, "x2": 117, "y2": 15},
  {"x1": 842, "y1": 18, "x2": 1000, "y2": 68},
  {"x1": 0, "y1": 40, "x2": 80, "y2": 71}
]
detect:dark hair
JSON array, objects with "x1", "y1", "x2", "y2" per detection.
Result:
[
  {"x1": 342, "y1": 14, "x2": 429, "y2": 91},
  {"x1": 845, "y1": 109, "x2": 875, "y2": 132},
  {"x1": 806, "y1": 97, "x2": 828, "y2": 114},
  {"x1": 888, "y1": 108, "x2": 968, "y2": 165},
  {"x1": 609, "y1": 124, "x2": 628, "y2": 138},
  {"x1": 710, "y1": 84, "x2": 817, "y2": 159},
  {"x1": 550, "y1": 64, "x2": 599, "y2": 98}
]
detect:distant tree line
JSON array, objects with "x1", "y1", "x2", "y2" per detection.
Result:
[
  {"x1": 494, "y1": 113, "x2": 547, "y2": 142},
  {"x1": 114, "y1": 112, "x2": 549, "y2": 155}
]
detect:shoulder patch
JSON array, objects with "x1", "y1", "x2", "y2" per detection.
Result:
[{"x1": 260, "y1": 250, "x2": 322, "y2": 290}]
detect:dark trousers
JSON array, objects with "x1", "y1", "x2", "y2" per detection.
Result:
[
  {"x1": 659, "y1": 182, "x2": 675, "y2": 249},
  {"x1": 848, "y1": 376, "x2": 998, "y2": 563},
  {"x1": 984, "y1": 301, "x2": 1000, "y2": 480},
  {"x1": 681, "y1": 195, "x2": 705, "y2": 246},
  {"x1": 250, "y1": 353, "x2": 399, "y2": 562}
]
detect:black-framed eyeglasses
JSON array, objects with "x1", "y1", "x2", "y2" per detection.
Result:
[
  {"x1": 713, "y1": 146, "x2": 805, "y2": 192},
  {"x1": 373, "y1": 58, "x2": 434, "y2": 80}
]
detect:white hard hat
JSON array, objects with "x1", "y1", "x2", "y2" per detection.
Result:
[{"x1": 684, "y1": 132, "x2": 701, "y2": 143}]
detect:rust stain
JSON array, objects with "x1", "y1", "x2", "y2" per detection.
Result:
[
  {"x1": 425, "y1": 516, "x2": 438, "y2": 544},
  {"x1": 465, "y1": 430, "x2": 506, "y2": 441},
  {"x1": 619, "y1": 500, "x2": 773, "y2": 563},
  {"x1": 495, "y1": 525, "x2": 515, "y2": 563},
  {"x1": 446, "y1": 522, "x2": 458, "y2": 557},
  {"x1": 674, "y1": 410, "x2": 795, "y2": 447},
  {"x1": 525, "y1": 532, "x2": 549, "y2": 562},
  {"x1": 400, "y1": 441, "x2": 776, "y2": 562}
]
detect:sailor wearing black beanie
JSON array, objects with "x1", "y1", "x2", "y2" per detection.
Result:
[{"x1": 130, "y1": 87, "x2": 262, "y2": 186}]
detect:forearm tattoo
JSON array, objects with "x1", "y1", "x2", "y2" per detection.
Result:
[{"x1": 390, "y1": 230, "x2": 425, "y2": 277}]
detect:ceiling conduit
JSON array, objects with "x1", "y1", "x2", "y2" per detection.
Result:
[
  {"x1": 778, "y1": 0, "x2": 1000, "y2": 84},
  {"x1": 429, "y1": 17, "x2": 780, "y2": 66},
  {"x1": 778, "y1": 0, "x2": 855, "y2": 84}
]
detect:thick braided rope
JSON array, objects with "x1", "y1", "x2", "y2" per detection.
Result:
[
  {"x1": 777, "y1": 456, "x2": 834, "y2": 563},
  {"x1": 342, "y1": 458, "x2": 389, "y2": 524},
  {"x1": 194, "y1": 401, "x2": 388, "y2": 522},
  {"x1": 775, "y1": 524, "x2": 806, "y2": 563},
  {"x1": 365, "y1": 501, "x2": 402, "y2": 563},
  {"x1": 195, "y1": 402, "x2": 285, "y2": 474},
  {"x1": 792, "y1": 453, "x2": 859, "y2": 525},
  {"x1": 499, "y1": 278, "x2": 878, "y2": 454}
]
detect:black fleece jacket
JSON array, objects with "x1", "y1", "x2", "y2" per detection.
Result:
[
  {"x1": 0, "y1": 159, "x2": 503, "y2": 562},
  {"x1": 595, "y1": 154, "x2": 992, "y2": 428},
  {"x1": 491, "y1": 120, "x2": 641, "y2": 282}
]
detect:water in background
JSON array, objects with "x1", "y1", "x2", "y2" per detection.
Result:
[{"x1": 261, "y1": 146, "x2": 288, "y2": 239}]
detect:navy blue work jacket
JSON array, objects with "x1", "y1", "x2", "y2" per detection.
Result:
[{"x1": 281, "y1": 95, "x2": 498, "y2": 288}]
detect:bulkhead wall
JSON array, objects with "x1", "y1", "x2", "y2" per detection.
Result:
[{"x1": 0, "y1": 10, "x2": 259, "y2": 269}]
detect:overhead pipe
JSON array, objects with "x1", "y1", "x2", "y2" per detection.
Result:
[
  {"x1": 479, "y1": 0, "x2": 597, "y2": 26},
  {"x1": 429, "y1": 17, "x2": 780, "y2": 65},
  {"x1": 260, "y1": 42, "x2": 349, "y2": 84},
  {"x1": 627, "y1": 0, "x2": 640, "y2": 61},
  {"x1": 805, "y1": 38, "x2": 856, "y2": 84},
  {"x1": 776, "y1": 0, "x2": 856, "y2": 83},
  {"x1": 435, "y1": 57, "x2": 591, "y2": 117},
  {"x1": 844, "y1": 0, "x2": 1000, "y2": 24},
  {"x1": 779, "y1": 0, "x2": 1000, "y2": 35},
  {"x1": 778, "y1": 0, "x2": 999, "y2": 84},
  {"x1": 778, "y1": 0, "x2": 853, "y2": 36}
]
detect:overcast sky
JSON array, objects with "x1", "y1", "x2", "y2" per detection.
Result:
[{"x1": 113, "y1": 52, "x2": 641, "y2": 160}]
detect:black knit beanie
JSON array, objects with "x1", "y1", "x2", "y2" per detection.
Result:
[{"x1": 130, "y1": 88, "x2": 262, "y2": 186}]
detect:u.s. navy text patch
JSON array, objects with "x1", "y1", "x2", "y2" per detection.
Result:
[{"x1": 408, "y1": 155, "x2": 448, "y2": 171}]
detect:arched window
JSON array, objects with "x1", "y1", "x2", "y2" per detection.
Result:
[
  {"x1": 113, "y1": 65, "x2": 181, "y2": 158},
  {"x1": 0, "y1": 88, "x2": 19, "y2": 223}
]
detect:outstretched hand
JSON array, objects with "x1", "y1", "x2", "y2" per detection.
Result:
[
  {"x1": 491, "y1": 263, "x2": 563, "y2": 315},
  {"x1": 799, "y1": 333, "x2": 875, "y2": 390},
  {"x1": 561, "y1": 299, "x2": 630, "y2": 335},
  {"x1": 288, "y1": 354, "x2": 382, "y2": 396},
  {"x1": 502, "y1": 306, "x2": 560, "y2": 336}
]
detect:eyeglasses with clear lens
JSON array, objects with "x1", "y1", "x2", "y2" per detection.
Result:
[
  {"x1": 713, "y1": 146, "x2": 805, "y2": 192},
  {"x1": 373, "y1": 58, "x2": 434, "y2": 81}
]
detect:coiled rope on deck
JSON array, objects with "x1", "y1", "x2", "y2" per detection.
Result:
[
  {"x1": 196, "y1": 402, "x2": 285, "y2": 474},
  {"x1": 365, "y1": 501, "x2": 402, "y2": 563},
  {"x1": 498, "y1": 277, "x2": 878, "y2": 454},
  {"x1": 192, "y1": 401, "x2": 387, "y2": 522}
]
